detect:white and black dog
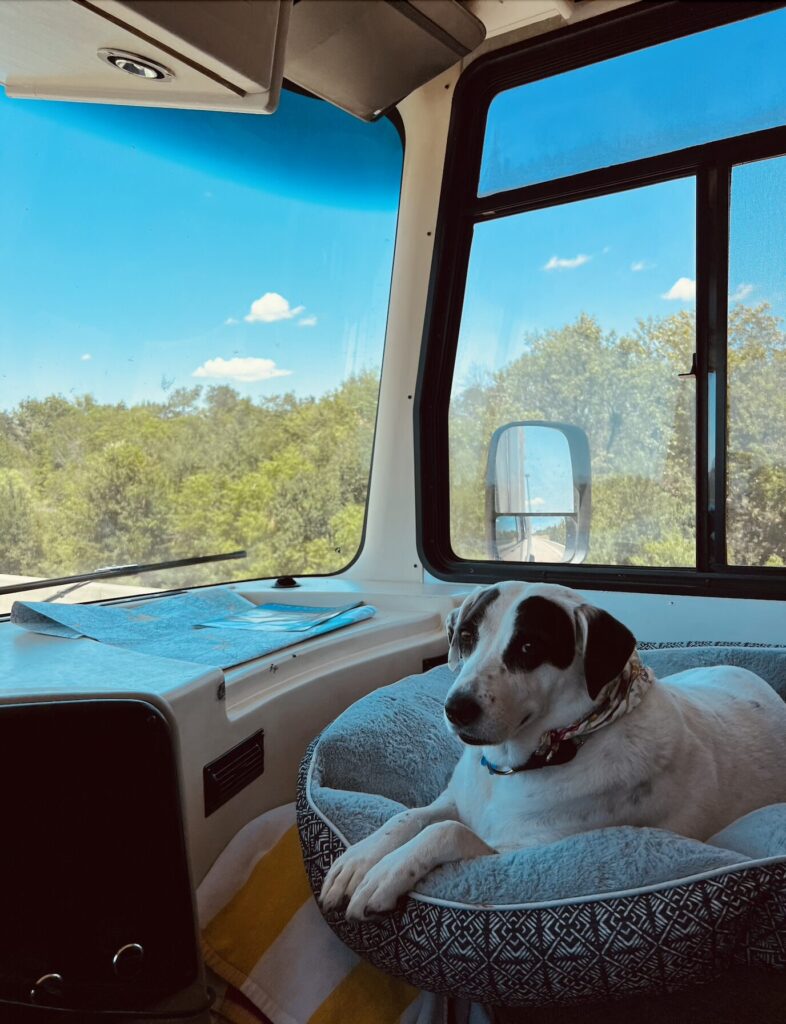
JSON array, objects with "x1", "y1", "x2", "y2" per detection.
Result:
[{"x1": 321, "y1": 581, "x2": 786, "y2": 920}]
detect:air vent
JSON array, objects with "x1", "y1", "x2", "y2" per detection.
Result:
[{"x1": 204, "y1": 730, "x2": 264, "y2": 817}]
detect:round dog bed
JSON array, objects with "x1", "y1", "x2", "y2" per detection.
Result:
[{"x1": 297, "y1": 652, "x2": 786, "y2": 1006}]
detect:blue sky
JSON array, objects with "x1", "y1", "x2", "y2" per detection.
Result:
[
  {"x1": 2, "y1": 7, "x2": 786, "y2": 413},
  {"x1": 457, "y1": 154, "x2": 786, "y2": 387},
  {"x1": 0, "y1": 88, "x2": 402, "y2": 411},
  {"x1": 482, "y1": 7, "x2": 786, "y2": 195},
  {"x1": 457, "y1": 176, "x2": 696, "y2": 383},
  {"x1": 456, "y1": 7, "x2": 786, "y2": 387}
]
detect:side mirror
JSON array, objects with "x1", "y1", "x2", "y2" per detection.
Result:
[{"x1": 485, "y1": 421, "x2": 591, "y2": 563}]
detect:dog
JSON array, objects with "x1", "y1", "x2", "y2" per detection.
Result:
[{"x1": 320, "y1": 581, "x2": 786, "y2": 920}]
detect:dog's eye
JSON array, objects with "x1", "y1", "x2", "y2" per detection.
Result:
[
  {"x1": 522, "y1": 640, "x2": 534, "y2": 653},
  {"x1": 459, "y1": 629, "x2": 474, "y2": 644}
]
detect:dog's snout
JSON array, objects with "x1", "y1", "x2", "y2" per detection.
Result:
[{"x1": 445, "y1": 694, "x2": 482, "y2": 727}]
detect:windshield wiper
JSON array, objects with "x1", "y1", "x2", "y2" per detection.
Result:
[{"x1": 0, "y1": 550, "x2": 248, "y2": 599}]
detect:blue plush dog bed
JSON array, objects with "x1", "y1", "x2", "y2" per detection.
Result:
[{"x1": 297, "y1": 647, "x2": 786, "y2": 1006}]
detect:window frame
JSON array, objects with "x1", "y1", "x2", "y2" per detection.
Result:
[{"x1": 415, "y1": 0, "x2": 786, "y2": 598}]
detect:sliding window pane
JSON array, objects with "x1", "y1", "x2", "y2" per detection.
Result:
[
  {"x1": 482, "y1": 9, "x2": 786, "y2": 195},
  {"x1": 449, "y1": 177, "x2": 696, "y2": 567},
  {"x1": 727, "y1": 156, "x2": 786, "y2": 567}
]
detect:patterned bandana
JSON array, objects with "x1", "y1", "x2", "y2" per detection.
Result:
[{"x1": 481, "y1": 650, "x2": 655, "y2": 776}]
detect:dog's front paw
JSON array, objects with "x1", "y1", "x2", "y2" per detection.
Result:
[
  {"x1": 345, "y1": 850, "x2": 421, "y2": 921},
  {"x1": 320, "y1": 839, "x2": 388, "y2": 912}
]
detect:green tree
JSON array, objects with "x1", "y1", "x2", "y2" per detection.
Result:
[
  {"x1": 449, "y1": 310, "x2": 697, "y2": 564},
  {"x1": 0, "y1": 469, "x2": 45, "y2": 574},
  {"x1": 56, "y1": 441, "x2": 174, "y2": 569}
]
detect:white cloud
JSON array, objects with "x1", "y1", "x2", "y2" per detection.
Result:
[
  {"x1": 661, "y1": 277, "x2": 696, "y2": 301},
  {"x1": 244, "y1": 292, "x2": 305, "y2": 323},
  {"x1": 631, "y1": 260, "x2": 651, "y2": 272},
  {"x1": 80, "y1": 353, "x2": 92, "y2": 361},
  {"x1": 224, "y1": 317, "x2": 239, "y2": 326},
  {"x1": 730, "y1": 282, "x2": 754, "y2": 302},
  {"x1": 530, "y1": 496, "x2": 546, "y2": 508},
  {"x1": 543, "y1": 253, "x2": 591, "y2": 271},
  {"x1": 192, "y1": 357, "x2": 292, "y2": 382},
  {"x1": 298, "y1": 315, "x2": 318, "y2": 327}
]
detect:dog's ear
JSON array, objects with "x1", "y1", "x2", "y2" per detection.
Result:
[
  {"x1": 446, "y1": 607, "x2": 461, "y2": 670},
  {"x1": 446, "y1": 586, "x2": 500, "y2": 670},
  {"x1": 577, "y1": 604, "x2": 636, "y2": 700}
]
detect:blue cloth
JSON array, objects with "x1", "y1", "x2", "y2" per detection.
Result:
[{"x1": 11, "y1": 589, "x2": 376, "y2": 668}]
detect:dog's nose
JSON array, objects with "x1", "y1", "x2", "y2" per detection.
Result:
[{"x1": 445, "y1": 694, "x2": 481, "y2": 726}]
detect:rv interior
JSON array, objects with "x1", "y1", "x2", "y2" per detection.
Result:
[{"x1": 2, "y1": 0, "x2": 786, "y2": 1021}]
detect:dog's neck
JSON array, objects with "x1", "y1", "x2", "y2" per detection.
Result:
[{"x1": 480, "y1": 650, "x2": 656, "y2": 776}]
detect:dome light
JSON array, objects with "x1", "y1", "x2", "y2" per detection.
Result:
[{"x1": 97, "y1": 49, "x2": 174, "y2": 82}]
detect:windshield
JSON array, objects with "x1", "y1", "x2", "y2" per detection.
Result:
[{"x1": 0, "y1": 87, "x2": 402, "y2": 612}]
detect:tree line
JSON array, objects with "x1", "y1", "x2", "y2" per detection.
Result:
[
  {"x1": 450, "y1": 303, "x2": 786, "y2": 569},
  {"x1": 0, "y1": 371, "x2": 379, "y2": 588},
  {"x1": 1, "y1": 304, "x2": 784, "y2": 592}
]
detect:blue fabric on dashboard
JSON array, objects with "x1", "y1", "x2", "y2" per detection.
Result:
[{"x1": 10, "y1": 588, "x2": 376, "y2": 668}]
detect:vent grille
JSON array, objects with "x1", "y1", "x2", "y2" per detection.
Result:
[{"x1": 204, "y1": 730, "x2": 264, "y2": 817}]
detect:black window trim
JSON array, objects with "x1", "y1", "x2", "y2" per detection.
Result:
[{"x1": 415, "y1": 0, "x2": 786, "y2": 599}]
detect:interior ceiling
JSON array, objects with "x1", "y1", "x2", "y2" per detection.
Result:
[
  {"x1": 465, "y1": 0, "x2": 642, "y2": 40},
  {"x1": 465, "y1": 0, "x2": 575, "y2": 37},
  {"x1": 0, "y1": 0, "x2": 638, "y2": 116}
]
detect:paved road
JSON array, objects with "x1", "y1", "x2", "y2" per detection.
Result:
[{"x1": 500, "y1": 536, "x2": 566, "y2": 563}]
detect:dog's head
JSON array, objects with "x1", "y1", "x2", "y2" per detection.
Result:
[{"x1": 444, "y1": 582, "x2": 636, "y2": 747}]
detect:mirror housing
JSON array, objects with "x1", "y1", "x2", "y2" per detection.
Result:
[{"x1": 485, "y1": 421, "x2": 591, "y2": 564}]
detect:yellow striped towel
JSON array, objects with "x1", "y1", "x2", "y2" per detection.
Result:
[{"x1": 198, "y1": 803, "x2": 454, "y2": 1024}]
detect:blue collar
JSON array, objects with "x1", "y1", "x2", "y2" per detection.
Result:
[{"x1": 480, "y1": 740, "x2": 581, "y2": 776}]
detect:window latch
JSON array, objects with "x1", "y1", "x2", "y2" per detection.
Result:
[{"x1": 678, "y1": 352, "x2": 698, "y2": 380}]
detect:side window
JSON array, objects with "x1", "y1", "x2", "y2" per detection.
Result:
[
  {"x1": 423, "y1": 5, "x2": 786, "y2": 592},
  {"x1": 480, "y1": 10, "x2": 786, "y2": 195},
  {"x1": 0, "y1": 89, "x2": 402, "y2": 610},
  {"x1": 726, "y1": 155, "x2": 786, "y2": 567},
  {"x1": 450, "y1": 178, "x2": 696, "y2": 567}
]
